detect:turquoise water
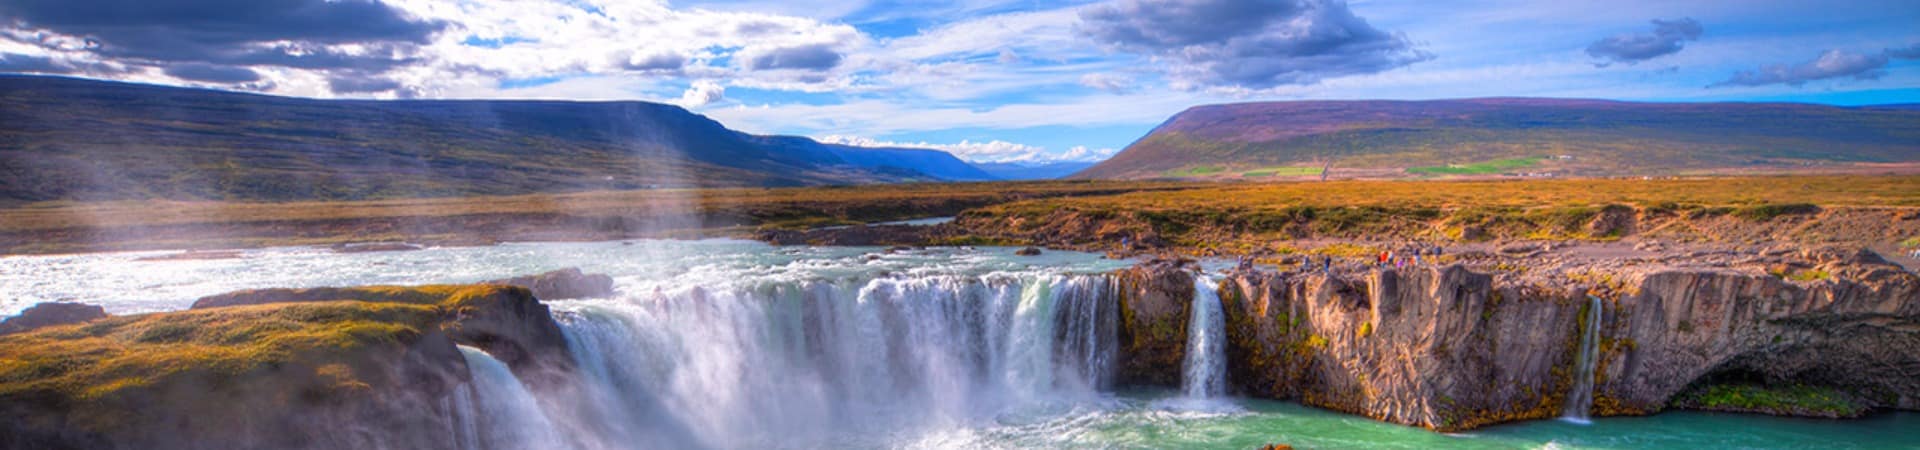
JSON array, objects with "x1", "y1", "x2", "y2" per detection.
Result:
[{"x1": 939, "y1": 390, "x2": 1920, "y2": 449}]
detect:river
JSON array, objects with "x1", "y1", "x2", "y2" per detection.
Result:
[{"x1": 2, "y1": 239, "x2": 1914, "y2": 449}]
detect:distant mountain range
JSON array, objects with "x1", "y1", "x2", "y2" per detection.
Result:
[
  {"x1": 0, "y1": 75, "x2": 997, "y2": 204},
  {"x1": 971, "y1": 161, "x2": 1098, "y2": 180},
  {"x1": 1073, "y1": 98, "x2": 1920, "y2": 179}
]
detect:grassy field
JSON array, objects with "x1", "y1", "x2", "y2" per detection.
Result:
[
  {"x1": 1242, "y1": 166, "x2": 1325, "y2": 177},
  {"x1": 1162, "y1": 166, "x2": 1227, "y2": 177},
  {"x1": 1407, "y1": 157, "x2": 1543, "y2": 175},
  {"x1": 6, "y1": 175, "x2": 1916, "y2": 255},
  {"x1": 960, "y1": 175, "x2": 1920, "y2": 250},
  {"x1": 0, "y1": 180, "x2": 1201, "y2": 254}
]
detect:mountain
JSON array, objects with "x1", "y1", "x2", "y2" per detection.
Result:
[
  {"x1": 0, "y1": 75, "x2": 989, "y2": 204},
  {"x1": 972, "y1": 161, "x2": 1098, "y2": 180},
  {"x1": 1073, "y1": 98, "x2": 1920, "y2": 179}
]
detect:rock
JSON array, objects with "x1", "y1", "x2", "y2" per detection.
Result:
[
  {"x1": 1498, "y1": 243, "x2": 1541, "y2": 256},
  {"x1": 1586, "y1": 205, "x2": 1636, "y2": 237},
  {"x1": 1015, "y1": 247, "x2": 1043, "y2": 256},
  {"x1": 1259, "y1": 444, "x2": 1294, "y2": 450},
  {"x1": 483, "y1": 267, "x2": 615, "y2": 299},
  {"x1": 133, "y1": 250, "x2": 244, "y2": 261},
  {"x1": 331, "y1": 242, "x2": 422, "y2": 253},
  {"x1": 0, "y1": 302, "x2": 108, "y2": 335},
  {"x1": 1461, "y1": 225, "x2": 1487, "y2": 241},
  {"x1": 1, "y1": 284, "x2": 575, "y2": 450},
  {"x1": 1113, "y1": 261, "x2": 1196, "y2": 386}
]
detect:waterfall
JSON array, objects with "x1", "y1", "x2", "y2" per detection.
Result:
[
  {"x1": 1182, "y1": 275, "x2": 1227, "y2": 398},
  {"x1": 545, "y1": 273, "x2": 1118, "y2": 449},
  {"x1": 457, "y1": 345, "x2": 567, "y2": 449},
  {"x1": 1562, "y1": 296, "x2": 1603, "y2": 422}
]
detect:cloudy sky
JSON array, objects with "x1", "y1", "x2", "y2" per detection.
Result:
[{"x1": 2, "y1": 0, "x2": 1916, "y2": 163}]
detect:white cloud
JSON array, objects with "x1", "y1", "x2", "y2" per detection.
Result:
[
  {"x1": 677, "y1": 80, "x2": 727, "y2": 107},
  {"x1": 816, "y1": 135, "x2": 1116, "y2": 163}
]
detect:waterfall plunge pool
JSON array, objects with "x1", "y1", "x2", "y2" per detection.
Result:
[{"x1": 3, "y1": 239, "x2": 1915, "y2": 449}]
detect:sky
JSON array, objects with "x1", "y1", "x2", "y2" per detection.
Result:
[{"x1": 1, "y1": 0, "x2": 1917, "y2": 164}]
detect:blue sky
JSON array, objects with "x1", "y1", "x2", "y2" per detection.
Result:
[{"x1": 1, "y1": 0, "x2": 1916, "y2": 163}]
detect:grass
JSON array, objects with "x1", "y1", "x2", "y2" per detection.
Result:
[
  {"x1": 0, "y1": 285, "x2": 516, "y2": 400},
  {"x1": 1679, "y1": 383, "x2": 1864, "y2": 417},
  {"x1": 1242, "y1": 166, "x2": 1324, "y2": 177},
  {"x1": 964, "y1": 175, "x2": 1918, "y2": 248},
  {"x1": 1163, "y1": 166, "x2": 1227, "y2": 177},
  {"x1": 0, "y1": 180, "x2": 1203, "y2": 254},
  {"x1": 1407, "y1": 157, "x2": 1543, "y2": 176}
]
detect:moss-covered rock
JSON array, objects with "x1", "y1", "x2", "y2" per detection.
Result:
[{"x1": 0, "y1": 284, "x2": 573, "y2": 450}]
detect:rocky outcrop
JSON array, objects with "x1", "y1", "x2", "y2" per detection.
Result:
[
  {"x1": 0, "y1": 302, "x2": 108, "y2": 335},
  {"x1": 484, "y1": 267, "x2": 616, "y2": 299},
  {"x1": 1116, "y1": 250, "x2": 1920, "y2": 431},
  {"x1": 1111, "y1": 258, "x2": 1196, "y2": 386},
  {"x1": 1590, "y1": 259, "x2": 1920, "y2": 416},
  {"x1": 1217, "y1": 266, "x2": 1584, "y2": 430},
  {"x1": 1, "y1": 285, "x2": 577, "y2": 450}
]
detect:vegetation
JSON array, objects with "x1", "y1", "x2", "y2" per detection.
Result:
[
  {"x1": 1162, "y1": 166, "x2": 1227, "y2": 177},
  {"x1": 0, "y1": 180, "x2": 1202, "y2": 254},
  {"x1": 1242, "y1": 166, "x2": 1324, "y2": 177},
  {"x1": 1678, "y1": 383, "x2": 1865, "y2": 417},
  {"x1": 963, "y1": 175, "x2": 1919, "y2": 250},
  {"x1": 1407, "y1": 157, "x2": 1541, "y2": 175},
  {"x1": 1074, "y1": 99, "x2": 1920, "y2": 179},
  {"x1": 0, "y1": 285, "x2": 512, "y2": 400}
]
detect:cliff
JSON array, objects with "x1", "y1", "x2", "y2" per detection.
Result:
[
  {"x1": 0, "y1": 284, "x2": 574, "y2": 449},
  {"x1": 1112, "y1": 252, "x2": 1920, "y2": 431}
]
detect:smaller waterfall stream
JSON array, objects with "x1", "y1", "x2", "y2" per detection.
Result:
[
  {"x1": 1182, "y1": 275, "x2": 1227, "y2": 398},
  {"x1": 1562, "y1": 296, "x2": 1603, "y2": 422},
  {"x1": 458, "y1": 345, "x2": 566, "y2": 449}
]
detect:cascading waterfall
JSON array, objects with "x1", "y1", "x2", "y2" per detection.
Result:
[
  {"x1": 1562, "y1": 296, "x2": 1603, "y2": 422},
  {"x1": 1182, "y1": 275, "x2": 1227, "y2": 398},
  {"x1": 545, "y1": 272, "x2": 1119, "y2": 449},
  {"x1": 457, "y1": 345, "x2": 566, "y2": 449}
]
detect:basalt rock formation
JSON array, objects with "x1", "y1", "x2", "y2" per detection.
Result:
[
  {"x1": 484, "y1": 267, "x2": 617, "y2": 300},
  {"x1": 0, "y1": 284, "x2": 575, "y2": 450},
  {"x1": 1110, "y1": 252, "x2": 1920, "y2": 431},
  {"x1": 0, "y1": 302, "x2": 107, "y2": 336}
]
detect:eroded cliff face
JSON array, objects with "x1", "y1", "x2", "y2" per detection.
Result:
[
  {"x1": 1111, "y1": 260, "x2": 1195, "y2": 386},
  {"x1": 1592, "y1": 258, "x2": 1920, "y2": 416},
  {"x1": 1214, "y1": 266, "x2": 1585, "y2": 430},
  {"x1": 1111, "y1": 256, "x2": 1920, "y2": 431}
]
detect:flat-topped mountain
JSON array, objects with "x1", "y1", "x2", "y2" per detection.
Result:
[
  {"x1": 1073, "y1": 98, "x2": 1920, "y2": 179},
  {"x1": 0, "y1": 75, "x2": 993, "y2": 204}
]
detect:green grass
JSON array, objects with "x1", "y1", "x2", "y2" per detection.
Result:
[
  {"x1": 1163, "y1": 166, "x2": 1227, "y2": 177},
  {"x1": 1680, "y1": 383, "x2": 1864, "y2": 417},
  {"x1": 1242, "y1": 166, "x2": 1325, "y2": 177},
  {"x1": 1407, "y1": 157, "x2": 1543, "y2": 175}
]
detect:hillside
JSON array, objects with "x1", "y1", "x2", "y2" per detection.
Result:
[
  {"x1": 0, "y1": 75, "x2": 993, "y2": 204},
  {"x1": 1072, "y1": 98, "x2": 1920, "y2": 179}
]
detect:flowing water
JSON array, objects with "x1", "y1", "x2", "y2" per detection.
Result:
[
  {"x1": 4, "y1": 240, "x2": 1916, "y2": 449},
  {"x1": 1563, "y1": 296, "x2": 1604, "y2": 423},
  {"x1": 1182, "y1": 275, "x2": 1227, "y2": 399}
]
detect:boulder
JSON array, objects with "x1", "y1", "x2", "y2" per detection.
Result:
[
  {"x1": 483, "y1": 267, "x2": 615, "y2": 299},
  {"x1": 1015, "y1": 247, "x2": 1043, "y2": 256},
  {"x1": 0, "y1": 302, "x2": 108, "y2": 335}
]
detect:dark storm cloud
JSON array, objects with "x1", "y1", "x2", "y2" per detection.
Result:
[
  {"x1": 0, "y1": 0, "x2": 444, "y2": 76},
  {"x1": 1077, "y1": 0, "x2": 1428, "y2": 89},
  {"x1": 327, "y1": 74, "x2": 402, "y2": 93},
  {"x1": 1585, "y1": 18, "x2": 1702, "y2": 66},
  {"x1": 162, "y1": 62, "x2": 260, "y2": 83},
  {"x1": 746, "y1": 44, "x2": 842, "y2": 71}
]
